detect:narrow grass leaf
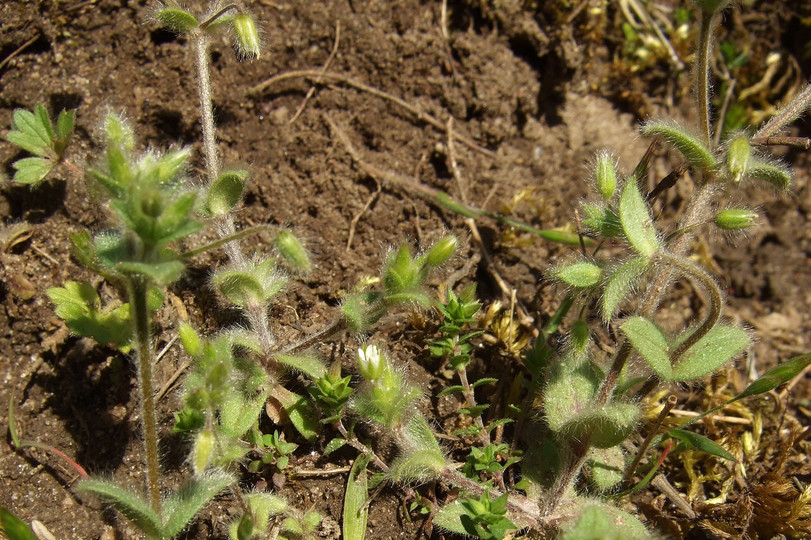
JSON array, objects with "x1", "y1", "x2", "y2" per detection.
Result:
[
  {"x1": 342, "y1": 454, "x2": 371, "y2": 540},
  {"x1": 0, "y1": 505, "x2": 37, "y2": 540},
  {"x1": 667, "y1": 429, "x2": 734, "y2": 461},
  {"x1": 734, "y1": 353, "x2": 811, "y2": 400},
  {"x1": 619, "y1": 181, "x2": 659, "y2": 257},
  {"x1": 672, "y1": 325, "x2": 749, "y2": 381},
  {"x1": 621, "y1": 317, "x2": 672, "y2": 380}
]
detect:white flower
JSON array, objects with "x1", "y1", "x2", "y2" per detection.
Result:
[{"x1": 358, "y1": 344, "x2": 384, "y2": 380}]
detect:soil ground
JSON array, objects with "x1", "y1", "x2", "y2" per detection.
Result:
[{"x1": 1, "y1": 1, "x2": 809, "y2": 539}]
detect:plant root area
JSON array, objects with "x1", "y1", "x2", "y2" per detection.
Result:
[{"x1": 1, "y1": 1, "x2": 810, "y2": 539}]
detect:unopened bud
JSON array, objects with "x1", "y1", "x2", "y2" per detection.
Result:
[
  {"x1": 178, "y1": 322, "x2": 202, "y2": 357},
  {"x1": 714, "y1": 209, "x2": 757, "y2": 230},
  {"x1": 726, "y1": 136, "x2": 751, "y2": 183},
  {"x1": 192, "y1": 429, "x2": 216, "y2": 474},
  {"x1": 425, "y1": 236, "x2": 458, "y2": 266},
  {"x1": 594, "y1": 151, "x2": 617, "y2": 199},
  {"x1": 233, "y1": 13, "x2": 261, "y2": 59},
  {"x1": 275, "y1": 230, "x2": 311, "y2": 274}
]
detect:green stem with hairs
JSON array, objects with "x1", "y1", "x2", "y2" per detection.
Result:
[
  {"x1": 696, "y1": 10, "x2": 717, "y2": 147},
  {"x1": 657, "y1": 252, "x2": 723, "y2": 364},
  {"x1": 128, "y1": 276, "x2": 161, "y2": 513}
]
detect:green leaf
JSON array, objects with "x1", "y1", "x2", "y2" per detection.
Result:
[
  {"x1": 746, "y1": 160, "x2": 791, "y2": 190},
  {"x1": 471, "y1": 377, "x2": 498, "y2": 389},
  {"x1": 735, "y1": 353, "x2": 811, "y2": 400},
  {"x1": 554, "y1": 261, "x2": 603, "y2": 288},
  {"x1": 156, "y1": 7, "x2": 199, "y2": 33},
  {"x1": 219, "y1": 390, "x2": 268, "y2": 439},
  {"x1": 667, "y1": 429, "x2": 734, "y2": 461},
  {"x1": 156, "y1": 147, "x2": 191, "y2": 183},
  {"x1": 78, "y1": 478, "x2": 163, "y2": 539},
  {"x1": 324, "y1": 437, "x2": 347, "y2": 454},
  {"x1": 11, "y1": 157, "x2": 53, "y2": 185},
  {"x1": 213, "y1": 270, "x2": 265, "y2": 307},
  {"x1": 563, "y1": 504, "x2": 652, "y2": 540},
  {"x1": 672, "y1": 325, "x2": 749, "y2": 381},
  {"x1": 343, "y1": 454, "x2": 371, "y2": 540},
  {"x1": 9, "y1": 107, "x2": 53, "y2": 157},
  {"x1": 433, "y1": 500, "x2": 471, "y2": 536},
  {"x1": 116, "y1": 260, "x2": 185, "y2": 285},
  {"x1": 619, "y1": 181, "x2": 659, "y2": 257},
  {"x1": 207, "y1": 170, "x2": 247, "y2": 216},
  {"x1": 0, "y1": 506, "x2": 38, "y2": 540},
  {"x1": 388, "y1": 449, "x2": 446, "y2": 482},
  {"x1": 567, "y1": 402, "x2": 640, "y2": 448},
  {"x1": 276, "y1": 388, "x2": 320, "y2": 441},
  {"x1": 55, "y1": 109, "x2": 75, "y2": 151},
  {"x1": 641, "y1": 120, "x2": 718, "y2": 171},
  {"x1": 602, "y1": 256, "x2": 649, "y2": 321},
  {"x1": 621, "y1": 317, "x2": 672, "y2": 380},
  {"x1": 274, "y1": 353, "x2": 326, "y2": 379},
  {"x1": 161, "y1": 471, "x2": 235, "y2": 537},
  {"x1": 47, "y1": 281, "x2": 133, "y2": 351},
  {"x1": 34, "y1": 104, "x2": 54, "y2": 141}
]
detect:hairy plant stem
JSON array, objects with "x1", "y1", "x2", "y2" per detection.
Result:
[
  {"x1": 128, "y1": 276, "x2": 161, "y2": 513},
  {"x1": 191, "y1": 30, "x2": 275, "y2": 355},
  {"x1": 657, "y1": 253, "x2": 723, "y2": 363},
  {"x1": 696, "y1": 10, "x2": 717, "y2": 147}
]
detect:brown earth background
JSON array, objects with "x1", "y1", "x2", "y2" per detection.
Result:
[{"x1": 1, "y1": 0, "x2": 810, "y2": 539}]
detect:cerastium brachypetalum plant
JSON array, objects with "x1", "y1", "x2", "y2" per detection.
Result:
[
  {"x1": 4, "y1": 0, "x2": 811, "y2": 539},
  {"x1": 4, "y1": 2, "x2": 457, "y2": 539}
]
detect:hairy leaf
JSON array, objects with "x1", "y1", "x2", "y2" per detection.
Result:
[
  {"x1": 602, "y1": 256, "x2": 649, "y2": 321},
  {"x1": 672, "y1": 325, "x2": 749, "y2": 381},
  {"x1": 554, "y1": 261, "x2": 603, "y2": 288},
  {"x1": 78, "y1": 478, "x2": 162, "y2": 539},
  {"x1": 641, "y1": 120, "x2": 717, "y2": 171},
  {"x1": 162, "y1": 471, "x2": 235, "y2": 537},
  {"x1": 619, "y1": 181, "x2": 659, "y2": 257},
  {"x1": 621, "y1": 317, "x2": 671, "y2": 380}
]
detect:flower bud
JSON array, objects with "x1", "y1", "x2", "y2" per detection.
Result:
[
  {"x1": 714, "y1": 209, "x2": 757, "y2": 230},
  {"x1": 192, "y1": 429, "x2": 216, "y2": 474},
  {"x1": 726, "y1": 136, "x2": 751, "y2": 183},
  {"x1": 275, "y1": 230, "x2": 311, "y2": 274},
  {"x1": 178, "y1": 322, "x2": 202, "y2": 357},
  {"x1": 358, "y1": 344, "x2": 384, "y2": 381},
  {"x1": 594, "y1": 151, "x2": 617, "y2": 199},
  {"x1": 233, "y1": 13, "x2": 261, "y2": 59},
  {"x1": 425, "y1": 236, "x2": 458, "y2": 266}
]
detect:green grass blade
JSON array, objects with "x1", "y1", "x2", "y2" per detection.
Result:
[{"x1": 343, "y1": 454, "x2": 371, "y2": 540}]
